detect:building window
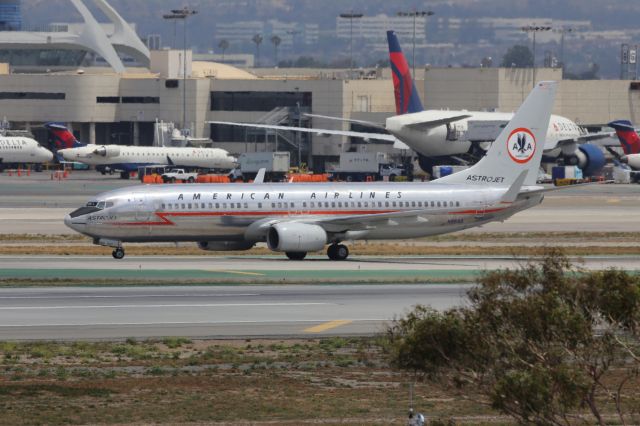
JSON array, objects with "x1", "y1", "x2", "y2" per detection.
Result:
[
  {"x1": 122, "y1": 96, "x2": 160, "y2": 104},
  {"x1": 0, "y1": 92, "x2": 65, "y2": 100},
  {"x1": 97, "y1": 96, "x2": 120, "y2": 103},
  {"x1": 210, "y1": 91, "x2": 312, "y2": 111}
]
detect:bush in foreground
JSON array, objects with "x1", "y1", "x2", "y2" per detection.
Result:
[{"x1": 386, "y1": 249, "x2": 640, "y2": 425}]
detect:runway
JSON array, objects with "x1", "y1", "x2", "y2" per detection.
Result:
[{"x1": 0, "y1": 284, "x2": 471, "y2": 340}]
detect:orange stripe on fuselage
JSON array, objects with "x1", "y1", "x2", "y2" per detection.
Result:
[
  {"x1": 108, "y1": 206, "x2": 510, "y2": 227},
  {"x1": 109, "y1": 209, "x2": 399, "y2": 226}
]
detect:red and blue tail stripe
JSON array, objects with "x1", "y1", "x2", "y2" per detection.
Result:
[
  {"x1": 387, "y1": 30, "x2": 424, "y2": 115},
  {"x1": 608, "y1": 120, "x2": 640, "y2": 155},
  {"x1": 45, "y1": 123, "x2": 85, "y2": 150}
]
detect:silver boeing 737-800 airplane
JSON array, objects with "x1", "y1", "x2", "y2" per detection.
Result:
[{"x1": 65, "y1": 81, "x2": 558, "y2": 261}]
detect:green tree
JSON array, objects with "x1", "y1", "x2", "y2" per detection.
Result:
[
  {"x1": 565, "y1": 63, "x2": 601, "y2": 80},
  {"x1": 501, "y1": 45, "x2": 534, "y2": 68},
  {"x1": 386, "y1": 249, "x2": 640, "y2": 425}
]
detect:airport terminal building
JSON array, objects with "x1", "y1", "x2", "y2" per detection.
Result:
[{"x1": 2, "y1": 0, "x2": 640, "y2": 171}]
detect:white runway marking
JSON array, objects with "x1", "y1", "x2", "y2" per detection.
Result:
[
  {"x1": 0, "y1": 293, "x2": 261, "y2": 300},
  {"x1": 0, "y1": 318, "x2": 384, "y2": 328},
  {"x1": 0, "y1": 302, "x2": 332, "y2": 310}
]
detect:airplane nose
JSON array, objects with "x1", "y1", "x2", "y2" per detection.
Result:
[
  {"x1": 58, "y1": 149, "x2": 72, "y2": 161},
  {"x1": 64, "y1": 214, "x2": 74, "y2": 230}
]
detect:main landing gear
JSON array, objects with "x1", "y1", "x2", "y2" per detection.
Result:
[
  {"x1": 112, "y1": 247, "x2": 125, "y2": 260},
  {"x1": 327, "y1": 244, "x2": 349, "y2": 261}
]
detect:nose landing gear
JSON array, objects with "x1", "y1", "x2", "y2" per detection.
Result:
[
  {"x1": 112, "y1": 247, "x2": 125, "y2": 260},
  {"x1": 327, "y1": 244, "x2": 349, "y2": 261}
]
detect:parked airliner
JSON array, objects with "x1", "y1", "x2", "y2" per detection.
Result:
[
  {"x1": 0, "y1": 133, "x2": 53, "y2": 169},
  {"x1": 65, "y1": 82, "x2": 562, "y2": 261},
  {"x1": 47, "y1": 123, "x2": 238, "y2": 179},
  {"x1": 608, "y1": 120, "x2": 640, "y2": 175},
  {"x1": 210, "y1": 31, "x2": 607, "y2": 177}
]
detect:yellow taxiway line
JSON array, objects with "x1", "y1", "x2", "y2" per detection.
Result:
[{"x1": 304, "y1": 320, "x2": 353, "y2": 333}]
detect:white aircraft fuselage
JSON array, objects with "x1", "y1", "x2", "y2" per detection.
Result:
[
  {"x1": 386, "y1": 111, "x2": 584, "y2": 157},
  {"x1": 0, "y1": 137, "x2": 54, "y2": 164},
  {"x1": 65, "y1": 181, "x2": 542, "y2": 244},
  {"x1": 58, "y1": 145, "x2": 238, "y2": 170}
]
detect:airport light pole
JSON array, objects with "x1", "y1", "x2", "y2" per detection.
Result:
[
  {"x1": 339, "y1": 11, "x2": 364, "y2": 78},
  {"x1": 522, "y1": 25, "x2": 552, "y2": 87},
  {"x1": 163, "y1": 6, "x2": 198, "y2": 133},
  {"x1": 555, "y1": 27, "x2": 574, "y2": 76},
  {"x1": 397, "y1": 10, "x2": 435, "y2": 79}
]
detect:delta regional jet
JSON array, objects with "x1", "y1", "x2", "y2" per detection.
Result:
[
  {"x1": 47, "y1": 123, "x2": 238, "y2": 179},
  {"x1": 0, "y1": 132, "x2": 53, "y2": 169},
  {"x1": 66, "y1": 81, "x2": 567, "y2": 261}
]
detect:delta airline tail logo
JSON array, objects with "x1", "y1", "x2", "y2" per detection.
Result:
[{"x1": 507, "y1": 128, "x2": 536, "y2": 164}]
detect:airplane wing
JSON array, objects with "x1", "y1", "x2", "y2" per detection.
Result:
[
  {"x1": 555, "y1": 131, "x2": 616, "y2": 146},
  {"x1": 207, "y1": 121, "x2": 398, "y2": 143},
  {"x1": 404, "y1": 114, "x2": 473, "y2": 132},
  {"x1": 303, "y1": 113, "x2": 386, "y2": 130}
]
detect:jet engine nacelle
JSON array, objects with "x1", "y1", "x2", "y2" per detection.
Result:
[
  {"x1": 93, "y1": 146, "x2": 121, "y2": 157},
  {"x1": 267, "y1": 223, "x2": 327, "y2": 253},
  {"x1": 565, "y1": 144, "x2": 606, "y2": 176},
  {"x1": 197, "y1": 241, "x2": 255, "y2": 251}
]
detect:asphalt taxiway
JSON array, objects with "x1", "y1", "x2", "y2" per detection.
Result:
[
  {"x1": 0, "y1": 255, "x2": 639, "y2": 282},
  {"x1": 0, "y1": 284, "x2": 471, "y2": 340}
]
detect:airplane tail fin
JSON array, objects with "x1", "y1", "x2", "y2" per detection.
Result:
[
  {"x1": 387, "y1": 30, "x2": 424, "y2": 115},
  {"x1": 45, "y1": 123, "x2": 86, "y2": 150},
  {"x1": 434, "y1": 81, "x2": 558, "y2": 187},
  {"x1": 608, "y1": 120, "x2": 640, "y2": 155}
]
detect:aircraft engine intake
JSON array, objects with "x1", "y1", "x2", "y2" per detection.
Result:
[
  {"x1": 197, "y1": 241, "x2": 255, "y2": 251},
  {"x1": 566, "y1": 144, "x2": 606, "y2": 176},
  {"x1": 93, "y1": 146, "x2": 121, "y2": 157},
  {"x1": 267, "y1": 223, "x2": 327, "y2": 253}
]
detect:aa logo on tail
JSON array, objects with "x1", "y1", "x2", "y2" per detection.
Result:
[{"x1": 507, "y1": 128, "x2": 536, "y2": 164}]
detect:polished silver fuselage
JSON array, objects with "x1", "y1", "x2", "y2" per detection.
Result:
[{"x1": 65, "y1": 181, "x2": 543, "y2": 245}]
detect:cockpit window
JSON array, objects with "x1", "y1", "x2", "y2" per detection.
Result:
[{"x1": 70, "y1": 200, "x2": 112, "y2": 218}]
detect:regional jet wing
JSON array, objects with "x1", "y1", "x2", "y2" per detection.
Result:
[{"x1": 208, "y1": 121, "x2": 398, "y2": 143}]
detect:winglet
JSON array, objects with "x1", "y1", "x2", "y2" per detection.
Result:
[
  {"x1": 501, "y1": 171, "x2": 528, "y2": 203},
  {"x1": 254, "y1": 168, "x2": 267, "y2": 184}
]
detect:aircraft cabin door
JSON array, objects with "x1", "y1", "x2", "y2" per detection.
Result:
[
  {"x1": 134, "y1": 194, "x2": 151, "y2": 222},
  {"x1": 471, "y1": 195, "x2": 487, "y2": 220}
]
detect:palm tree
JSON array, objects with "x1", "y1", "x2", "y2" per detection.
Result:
[
  {"x1": 252, "y1": 34, "x2": 263, "y2": 67},
  {"x1": 217, "y1": 39, "x2": 229, "y2": 62},
  {"x1": 270, "y1": 35, "x2": 282, "y2": 67}
]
